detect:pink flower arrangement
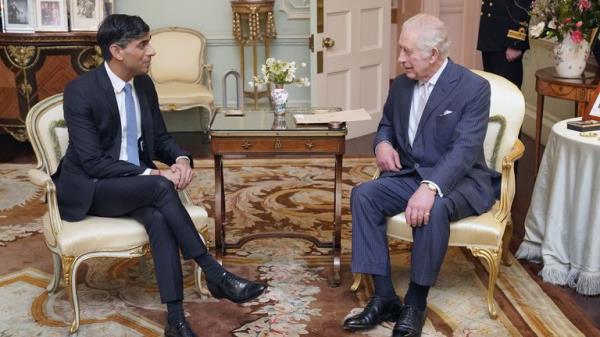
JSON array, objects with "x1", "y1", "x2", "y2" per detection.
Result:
[{"x1": 529, "y1": 0, "x2": 600, "y2": 44}]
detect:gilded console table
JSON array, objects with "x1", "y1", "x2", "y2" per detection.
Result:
[
  {"x1": 209, "y1": 107, "x2": 346, "y2": 286},
  {"x1": 0, "y1": 32, "x2": 101, "y2": 141},
  {"x1": 231, "y1": 0, "x2": 277, "y2": 107}
]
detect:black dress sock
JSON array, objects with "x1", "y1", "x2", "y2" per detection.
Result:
[
  {"x1": 194, "y1": 254, "x2": 226, "y2": 283},
  {"x1": 167, "y1": 300, "x2": 185, "y2": 325},
  {"x1": 372, "y1": 274, "x2": 397, "y2": 299},
  {"x1": 404, "y1": 282, "x2": 430, "y2": 311}
]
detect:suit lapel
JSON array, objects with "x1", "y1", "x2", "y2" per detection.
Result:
[
  {"x1": 400, "y1": 79, "x2": 416, "y2": 149},
  {"x1": 134, "y1": 77, "x2": 154, "y2": 165},
  {"x1": 414, "y1": 59, "x2": 460, "y2": 141},
  {"x1": 98, "y1": 64, "x2": 120, "y2": 124},
  {"x1": 97, "y1": 64, "x2": 122, "y2": 159}
]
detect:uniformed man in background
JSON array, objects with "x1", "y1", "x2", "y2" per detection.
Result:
[{"x1": 477, "y1": 0, "x2": 532, "y2": 88}]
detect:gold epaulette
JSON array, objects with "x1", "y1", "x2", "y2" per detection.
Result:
[{"x1": 507, "y1": 27, "x2": 527, "y2": 41}]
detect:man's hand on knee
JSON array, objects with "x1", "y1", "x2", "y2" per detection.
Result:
[
  {"x1": 155, "y1": 169, "x2": 182, "y2": 188},
  {"x1": 171, "y1": 159, "x2": 194, "y2": 190},
  {"x1": 405, "y1": 185, "x2": 435, "y2": 227}
]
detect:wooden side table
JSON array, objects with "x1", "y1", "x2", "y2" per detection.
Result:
[
  {"x1": 534, "y1": 67, "x2": 599, "y2": 171},
  {"x1": 209, "y1": 107, "x2": 346, "y2": 286}
]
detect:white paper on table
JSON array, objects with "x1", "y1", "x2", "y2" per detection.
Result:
[{"x1": 294, "y1": 108, "x2": 371, "y2": 124}]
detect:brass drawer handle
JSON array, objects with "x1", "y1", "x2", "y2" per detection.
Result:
[
  {"x1": 305, "y1": 142, "x2": 315, "y2": 150},
  {"x1": 241, "y1": 140, "x2": 252, "y2": 150},
  {"x1": 274, "y1": 139, "x2": 282, "y2": 149}
]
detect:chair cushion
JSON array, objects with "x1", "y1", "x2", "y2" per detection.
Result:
[
  {"x1": 57, "y1": 204, "x2": 209, "y2": 256},
  {"x1": 155, "y1": 82, "x2": 213, "y2": 110},
  {"x1": 387, "y1": 202, "x2": 504, "y2": 250}
]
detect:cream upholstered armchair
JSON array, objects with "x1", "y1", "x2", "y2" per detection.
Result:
[
  {"x1": 26, "y1": 94, "x2": 211, "y2": 336},
  {"x1": 149, "y1": 27, "x2": 215, "y2": 119},
  {"x1": 351, "y1": 70, "x2": 525, "y2": 319}
]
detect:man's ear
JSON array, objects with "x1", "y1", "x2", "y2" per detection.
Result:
[
  {"x1": 429, "y1": 48, "x2": 439, "y2": 63},
  {"x1": 109, "y1": 44, "x2": 123, "y2": 61}
]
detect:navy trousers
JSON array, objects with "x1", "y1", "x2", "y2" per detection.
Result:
[
  {"x1": 88, "y1": 175, "x2": 207, "y2": 303},
  {"x1": 350, "y1": 173, "x2": 476, "y2": 286}
]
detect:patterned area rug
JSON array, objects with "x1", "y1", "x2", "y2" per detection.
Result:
[{"x1": 0, "y1": 159, "x2": 589, "y2": 336}]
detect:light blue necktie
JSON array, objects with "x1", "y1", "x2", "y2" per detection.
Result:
[{"x1": 123, "y1": 83, "x2": 140, "y2": 165}]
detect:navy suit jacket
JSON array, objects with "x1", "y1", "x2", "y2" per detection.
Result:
[
  {"x1": 52, "y1": 64, "x2": 192, "y2": 221},
  {"x1": 373, "y1": 59, "x2": 499, "y2": 214}
]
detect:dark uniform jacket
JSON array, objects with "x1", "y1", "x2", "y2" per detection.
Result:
[{"x1": 477, "y1": 0, "x2": 532, "y2": 52}]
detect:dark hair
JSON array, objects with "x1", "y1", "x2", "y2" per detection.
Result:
[{"x1": 97, "y1": 14, "x2": 150, "y2": 62}]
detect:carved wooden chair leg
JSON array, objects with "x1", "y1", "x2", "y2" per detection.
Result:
[
  {"x1": 350, "y1": 273, "x2": 363, "y2": 292},
  {"x1": 62, "y1": 255, "x2": 82, "y2": 336},
  {"x1": 470, "y1": 248, "x2": 500, "y2": 319},
  {"x1": 47, "y1": 252, "x2": 63, "y2": 294},
  {"x1": 501, "y1": 218, "x2": 514, "y2": 266},
  {"x1": 193, "y1": 264, "x2": 209, "y2": 298}
]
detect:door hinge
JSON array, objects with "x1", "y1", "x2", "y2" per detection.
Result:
[{"x1": 309, "y1": 34, "x2": 314, "y2": 53}]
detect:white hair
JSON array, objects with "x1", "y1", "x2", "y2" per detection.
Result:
[{"x1": 402, "y1": 14, "x2": 450, "y2": 59}]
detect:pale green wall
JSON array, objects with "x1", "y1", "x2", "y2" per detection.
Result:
[
  {"x1": 115, "y1": 0, "x2": 311, "y2": 106},
  {"x1": 521, "y1": 39, "x2": 582, "y2": 144}
]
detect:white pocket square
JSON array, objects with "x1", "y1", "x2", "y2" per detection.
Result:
[{"x1": 440, "y1": 110, "x2": 455, "y2": 116}]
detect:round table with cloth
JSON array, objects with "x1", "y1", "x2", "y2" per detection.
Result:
[{"x1": 516, "y1": 117, "x2": 600, "y2": 295}]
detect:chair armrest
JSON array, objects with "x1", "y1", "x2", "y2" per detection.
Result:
[
  {"x1": 495, "y1": 139, "x2": 525, "y2": 223},
  {"x1": 372, "y1": 167, "x2": 381, "y2": 180},
  {"x1": 179, "y1": 190, "x2": 194, "y2": 205},
  {"x1": 28, "y1": 169, "x2": 63, "y2": 242},
  {"x1": 201, "y1": 64, "x2": 214, "y2": 93}
]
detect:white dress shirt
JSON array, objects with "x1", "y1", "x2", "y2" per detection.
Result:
[{"x1": 104, "y1": 63, "x2": 188, "y2": 175}]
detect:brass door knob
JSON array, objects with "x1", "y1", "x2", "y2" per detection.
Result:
[{"x1": 322, "y1": 37, "x2": 335, "y2": 48}]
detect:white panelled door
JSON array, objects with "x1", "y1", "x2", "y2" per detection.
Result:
[{"x1": 310, "y1": 0, "x2": 390, "y2": 139}]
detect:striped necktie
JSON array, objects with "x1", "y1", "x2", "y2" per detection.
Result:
[
  {"x1": 408, "y1": 81, "x2": 430, "y2": 146},
  {"x1": 123, "y1": 83, "x2": 140, "y2": 165}
]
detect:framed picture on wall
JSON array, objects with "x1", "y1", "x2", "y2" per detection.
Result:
[
  {"x1": 102, "y1": 0, "x2": 111, "y2": 17},
  {"x1": 35, "y1": 0, "x2": 67, "y2": 31},
  {"x1": 69, "y1": 0, "x2": 102, "y2": 31},
  {"x1": 2, "y1": 0, "x2": 35, "y2": 33}
]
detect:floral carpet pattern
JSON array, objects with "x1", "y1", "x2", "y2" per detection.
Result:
[{"x1": 0, "y1": 159, "x2": 589, "y2": 336}]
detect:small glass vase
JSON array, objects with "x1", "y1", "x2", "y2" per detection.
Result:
[{"x1": 271, "y1": 84, "x2": 288, "y2": 116}]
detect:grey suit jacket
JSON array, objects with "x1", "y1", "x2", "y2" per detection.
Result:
[{"x1": 373, "y1": 59, "x2": 499, "y2": 214}]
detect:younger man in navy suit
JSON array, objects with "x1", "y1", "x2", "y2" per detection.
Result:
[{"x1": 54, "y1": 14, "x2": 266, "y2": 337}]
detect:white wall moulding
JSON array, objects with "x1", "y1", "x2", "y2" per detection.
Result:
[{"x1": 277, "y1": 0, "x2": 309, "y2": 20}]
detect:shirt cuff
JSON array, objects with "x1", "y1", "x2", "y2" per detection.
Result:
[
  {"x1": 421, "y1": 180, "x2": 444, "y2": 197},
  {"x1": 375, "y1": 140, "x2": 393, "y2": 152},
  {"x1": 141, "y1": 168, "x2": 152, "y2": 176},
  {"x1": 176, "y1": 156, "x2": 190, "y2": 164}
]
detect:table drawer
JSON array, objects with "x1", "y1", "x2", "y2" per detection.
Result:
[{"x1": 212, "y1": 137, "x2": 344, "y2": 154}]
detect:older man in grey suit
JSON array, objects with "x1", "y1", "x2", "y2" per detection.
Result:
[{"x1": 343, "y1": 14, "x2": 499, "y2": 337}]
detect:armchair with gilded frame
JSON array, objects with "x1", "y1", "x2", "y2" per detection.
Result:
[
  {"x1": 351, "y1": 70, "x2": 526, "y2": 319},
  {"x1": 26, "y1": 94, "x2": 211, "y2": 336},
  {"x1": 148, "y1": 27, "x2": 215, "y2": 123}
]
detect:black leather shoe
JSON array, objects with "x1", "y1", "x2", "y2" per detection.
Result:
[
  {"x1": 206, "y1": 271, "x2": 267, "y2": 303},
  {"x1": 392, "y1": 305, "x2": 426, "y2": 337},
  {"x1": 164, "y1": 320, "x2": 198, "y2": 337},
  {"x1": 343, "y1": 295, "x2": 402, "y2": 331}
]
